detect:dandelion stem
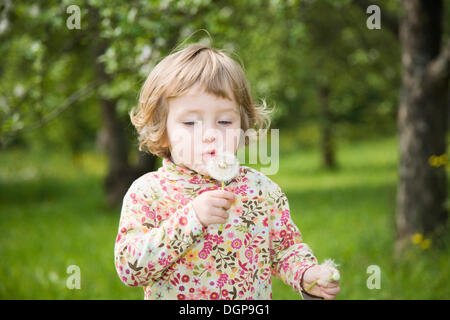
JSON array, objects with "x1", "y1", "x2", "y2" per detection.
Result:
[
  {"x1": 305, "y1": 280, "x2": 318, "y2": 292},
  {"x1": 305, "y1": 273, "x2": 340, "y2": 292},
  {"x1": 219, "y1": 180, "x2": 225, "y2": 232}
]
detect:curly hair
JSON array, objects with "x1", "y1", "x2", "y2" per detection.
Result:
[{"x1": 130, "y1": 43, "x2": 274, "y2": 159}]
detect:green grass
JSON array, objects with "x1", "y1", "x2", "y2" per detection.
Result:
[{"x1": 0, "y1": 135, "x2": 449, "y2": 299}]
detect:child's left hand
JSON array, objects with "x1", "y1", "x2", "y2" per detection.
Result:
[{"x1": 302, "y1": 265, "x2": 341, "y2": 300}]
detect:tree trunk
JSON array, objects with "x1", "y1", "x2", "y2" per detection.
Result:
[
  {"x1": 92, "y1": 41, "x2": 157, "y2": 207},
  {"x1": 318, "y1": 85, "x2": 336, "y2": 169},
  {"x1": 396, "y1": 0, "x2": 449, "y2": 254}
]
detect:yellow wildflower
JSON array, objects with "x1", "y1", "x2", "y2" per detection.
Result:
[
  {"x1": 420, "y1": 238, "x2": 431, "y2": 250},
  {"x1": 411, "y1": 233, "x2": 423, "y2": 244}
]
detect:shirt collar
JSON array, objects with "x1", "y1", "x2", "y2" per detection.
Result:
[
  {"x1": 161, "y1": 156, "x2": 221, "y2": 185},
  {"x1": 161, "y1": 156, "x2": 242, "y2": 186}
]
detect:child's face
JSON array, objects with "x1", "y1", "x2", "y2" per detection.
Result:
[{"x1": 164, "y1": 85, "x2": 242, "y2": 176}]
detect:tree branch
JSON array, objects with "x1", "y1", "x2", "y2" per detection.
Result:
[
  {"x1": 1, "y1": 80, "x2": 102, "y2": 145},
  {"x1": 427, "y1": 40, "x2": 450, "y2": 86}
]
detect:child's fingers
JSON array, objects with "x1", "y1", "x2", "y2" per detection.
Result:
[
  {"x1": 211, "y1": 207, "x2": 229, "y2": 219},
  {"x1": 211, "y1": 190, "x2": 236, "y2": 201},
  {"x1": 320, "y1": 291, "x2": 337, "y2": 300},
  {"x1": 210, "y1": 217, "x2": 228, "y2": 225},
  {"x1": 208, "y1": 215, "x2": 227, "y2": 225},
  {"x1": 317, "y1": 279, "x2": 339, "y2": 288},
  {"x1": 211, "y1": 198, "x2": 232, "y2": 210},
  {"x1": 322, "y1": 286, "x2": 340, "y2": 296}
]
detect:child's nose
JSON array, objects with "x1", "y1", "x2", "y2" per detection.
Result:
[
  {"x1": 202, "y1": 127, "x2": 221, "y2": 143},
  {"x1": 203, "y1": 134, "x2": 215, "y2": 143}
]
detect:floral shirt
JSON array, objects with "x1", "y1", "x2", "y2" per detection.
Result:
[{"x1": 114, "y1": 157, "x2": 318, "y2": 300}]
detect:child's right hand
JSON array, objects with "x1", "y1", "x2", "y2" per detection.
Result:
[
  {"x1": 192, "y1": 190, "x2": 236, "y2": 227},
  {"x1": 302, "y1": 265, "x2": 341, "y2": 300}
]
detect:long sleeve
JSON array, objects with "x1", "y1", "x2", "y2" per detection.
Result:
[
  {"x1": 268, "y1": 183, "x2": 318, "y2": 295},
  {"x1": 114, "y1": 175, "x2": 206, "y2": 287}
]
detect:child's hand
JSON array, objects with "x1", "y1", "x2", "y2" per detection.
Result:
[
  {"x1": 302, "y1": 265, "x2": 341, "y2": 300},
  {"x1": 192, "y1": 190, "x2": 236, "y2": 227}
]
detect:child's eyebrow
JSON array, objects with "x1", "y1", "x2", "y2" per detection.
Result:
[{"x1": 181, "y1": 107, "x2": 239, "y2": 115}]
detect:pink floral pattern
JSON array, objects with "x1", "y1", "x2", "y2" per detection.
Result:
[{"x1": 114, "y1": 157, "x2": 317, "y2": 300}]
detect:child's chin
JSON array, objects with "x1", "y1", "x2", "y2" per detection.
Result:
[
  {"x1": 197, "y1": 166, "x2": 212, "y2": 178},
  {"x1": 195, "y1": 168, "x2": 209, "y2": 177}
]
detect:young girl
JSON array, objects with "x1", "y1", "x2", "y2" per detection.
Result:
[{"x1": 114, "y1": 44, "x2": 340, "y2": 300}]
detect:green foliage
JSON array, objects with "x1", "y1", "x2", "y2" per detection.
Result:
[
  {"x1": 1, "y1": 0, "x2": 401, "y2": 151},
  {"x1": 1, "y1": 136, "x2": 448, "y2": 299},
  {"x1": 2, "y1": 0, "x2": 446, "y2": 300}
]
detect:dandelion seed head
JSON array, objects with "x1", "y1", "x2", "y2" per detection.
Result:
[
  {"x1": 206, "y1": 151, "x2": 240, "y2": 182},
  {"x1": 322, "y1": 258, "x2": 340, "y2": 281}
]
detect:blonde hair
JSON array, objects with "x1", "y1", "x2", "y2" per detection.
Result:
[{"x1": 130, "y1": 43, "x2": 274, "y2": 158}]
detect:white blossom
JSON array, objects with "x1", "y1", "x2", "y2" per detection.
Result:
[
  {"x1": 305, "y1": 258, "x2": 340, "y2": 292},
  {"x1": 323, "y1": 258, "x2": 340, "y2": 281},
  {"x1": 206, "y1": 151, "x2": 240, "y2": 183}
]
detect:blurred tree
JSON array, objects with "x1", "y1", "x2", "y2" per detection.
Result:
[
  {"x1": 353, "y1": 0, "x2": 450, "y2": 253},
  {"x1": 0, "y1": 0, "x2": 404, "y2": 208},
  {"x1": 292, "y1": 0, "x2": 400, "y2": 168},
  {"x1": 395, "y1": 0, "x2": 449, "y2": 253},
  {"x1": 0, "y1": 0, "x2": 217, "y2": 206}
]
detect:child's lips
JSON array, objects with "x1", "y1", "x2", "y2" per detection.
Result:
[
  {"x1": 202, "y1": 151, "x2": 216, "y2": 159},
  {"x1": 203, "y1": 149, "x2": 216, "y2": 156}
]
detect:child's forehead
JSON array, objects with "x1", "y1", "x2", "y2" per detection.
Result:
[
  {"x1": 169, "y1": 92, "x2": 239, "y2": 116},
  {"x1": 169, "y1": 83, "x2": 236, "y2": 105},
  {"x1": 173, "y1": 82, "x2": 233, "y2": 100}
]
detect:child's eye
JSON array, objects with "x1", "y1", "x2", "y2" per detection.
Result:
[
  {"x1": 218, "y1": 121, "x2": 232, "y2": 125},
  {"x1": 183, "y1": 122, "x2": 196, "y2": 126}
]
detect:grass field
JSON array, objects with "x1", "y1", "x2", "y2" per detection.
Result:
[{"x1": 0, "y1": 135, "x2": 449, "y2": 299}]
